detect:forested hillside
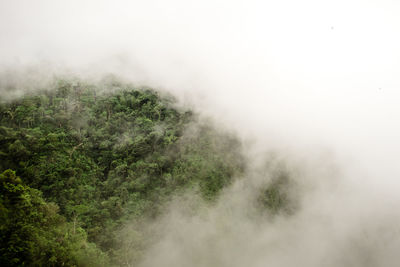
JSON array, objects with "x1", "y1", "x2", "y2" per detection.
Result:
[{"x1": 0, "y1": 79, "x2": 245, "y2": 266}]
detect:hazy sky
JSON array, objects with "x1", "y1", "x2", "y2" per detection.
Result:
[{"x1": 1, "y1": 1, "x2": 400, "y2": 265}]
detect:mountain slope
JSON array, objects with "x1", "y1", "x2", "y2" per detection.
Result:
[{"x1": 0, "y1": 79, "x2": 245, "y2": 266}]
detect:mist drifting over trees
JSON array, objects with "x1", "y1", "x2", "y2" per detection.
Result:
[{"x1": 1, "y1": 0, "x2": 400, "y2": 266}]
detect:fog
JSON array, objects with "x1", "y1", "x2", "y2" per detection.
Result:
[{"x1": 1, "y1": 0, "x2": 400, "y2": 266}]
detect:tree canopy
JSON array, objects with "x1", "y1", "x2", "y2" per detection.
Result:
[{"x1": 0, "y1": 80, "x2": 245, "y2": 266}]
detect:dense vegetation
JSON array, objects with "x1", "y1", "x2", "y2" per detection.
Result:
[{"x1": 0, "y1": 79, "x2": 245, "y2": 266}]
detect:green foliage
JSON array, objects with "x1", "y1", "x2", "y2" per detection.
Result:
[
  {"x1": 257, "y1": 167, "x2": 296, "y2": 215},
  {"x1": 0, "y1": 80, "x2": 244, "y2": 266},
  {"x1": 0, "y1": 169, "x2": 108, "y2": 266}
]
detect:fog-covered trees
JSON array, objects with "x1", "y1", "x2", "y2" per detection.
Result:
[{"x1": 0, "y1": 80, "x2": 245, "y2": 265}]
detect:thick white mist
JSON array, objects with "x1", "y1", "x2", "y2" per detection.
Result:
[{"x1": 1, "y1": 0, "x2": 400, "y2": 266}]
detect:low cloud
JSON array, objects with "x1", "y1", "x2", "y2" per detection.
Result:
[{"x1": 1, "y1": 0, "x2": 400, "y2": 266}]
